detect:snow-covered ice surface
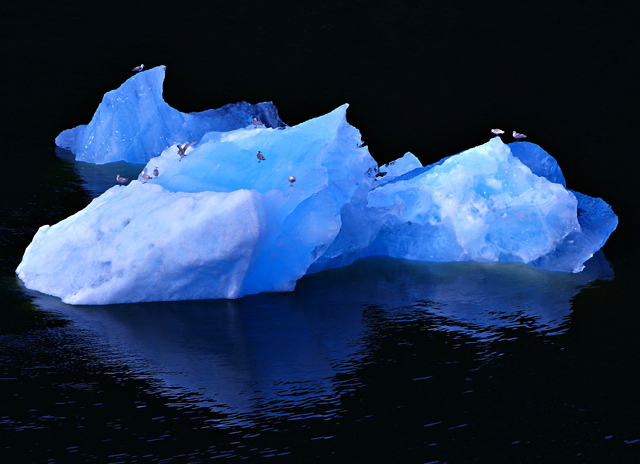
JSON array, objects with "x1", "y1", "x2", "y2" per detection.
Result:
[{"x1": 17, "y1": 69, "x2": 618, "y2": 305}]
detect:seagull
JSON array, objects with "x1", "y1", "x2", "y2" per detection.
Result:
[
  {"x1": 132, "y1": 64, "x2": 145, "y2": 72},
  {"x1": 289, "y1": 176, "x2": 296, "y2": 187},
  {"x1": 141, "y1": 171, "x2": 153, "y2": 183},
  {"x1": 257, "y1": 151, "x2": 265, "y2": 163},
  {"x1": 513, "y1": 131, "x2": 527, "y2": 142},
  {"x1": 177, "y1": 141, "x2": 197, "y2": 161},
  {"x1": 116, "y1": 174, "x2": 129, "y2": 185},
  {"x1": 491, "y1": 128, "x2": 505, "y2": 136},
  {"x1": 153, "y1": 166, "x2": 159, "y2": 177},
  {"x1": 252, "y1": 117, "x2": 264, "y2": 127}
]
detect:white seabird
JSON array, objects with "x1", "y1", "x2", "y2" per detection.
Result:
[
  {"x1": 252, "y1": 117, "x2": 264, "y2": 127},
  {"x1": 141, "y1": 171, "x2": 153, "y2": 183},
  {"x1": 513, "y1": 131, "x2": 527, "y2": 142},
  {"x1": 132, "y1": 64, "x2": 145, "y2": 72},
  {"x1": 289, "y1": 175, "x2": 296, "y2": 187},
  {"x1": 116, "y1": 174, "x2": 129, "y2": 185},
  {"x1": 491, "y1": 128, "x2": 505, "y2": 135}
]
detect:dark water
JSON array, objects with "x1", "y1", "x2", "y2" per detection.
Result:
[{"x1": 2, "y1": 1, "x2": 639, "y2": 462}]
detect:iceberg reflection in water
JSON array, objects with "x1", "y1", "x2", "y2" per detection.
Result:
[
  {"x1": 54, "y1": 147, "x2": 145, "y2": 199},
  {"x1": 24, "y1": 253, "x2": 612, "y2": 424}
]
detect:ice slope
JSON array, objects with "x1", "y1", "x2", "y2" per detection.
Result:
[{"x1": 55, "y1": 66, "x2": 286, "y2": 164}]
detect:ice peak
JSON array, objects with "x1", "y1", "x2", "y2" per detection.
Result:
[{"x1": 55, "y1": 65, "x2": 286, "y2": 164}]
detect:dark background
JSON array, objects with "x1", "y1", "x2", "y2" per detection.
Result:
[
  {"x1": 2, "y1": 0, "x2": 636, "y2": 261},
  {"x1": 1, "y1": 1, "x2": 639, "y2": 462}
]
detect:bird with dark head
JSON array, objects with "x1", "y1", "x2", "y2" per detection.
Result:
[
  {"x1": 177, "y1": 141, "x2": 197, "y2": 161},
  {"x1": 257, "y1": 151, "x2": 266, "y2": 163},
  {"x1": 153, "y1": 167, "x2": 159, "y2": 177}
]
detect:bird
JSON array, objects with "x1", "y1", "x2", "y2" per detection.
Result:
[
  {"x1": 116, "y1": 174, "x2": 129, "y2": 185},
  {"x1": 177, "y1": 141, "x2": 197, "y2": 161},
  {"x1": 257, "y1": 151, "x2": 265, "y2": 163},
  {"x1": 289, "y1": 176, "x2": 296, "y2": 187},
  {"x1": 153, "y1": 166, "x2": 159, "y2": 177},
  {"x1": 141, "y1": 171, "x2": 153, "y2": 183},
  {"x1": 513, "y1": 131, "x2": 527, "y2": 142},
  {"x1": 132, "y1": 64, "x2": 145, "y2": 72},
  {"x1": 491, "y1": 128, "x2": 505, "y2": 136},
  {"x1": 252, "y1": 117, "x2": 264, "y2": 127}
]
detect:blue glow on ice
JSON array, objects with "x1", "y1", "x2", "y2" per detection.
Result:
[
  {"x1": 16, "y1": 68, "x2": 618, "y2": 304},
  {"x1": 55, "y1": 66, "x2": 286, "y2": 164}
]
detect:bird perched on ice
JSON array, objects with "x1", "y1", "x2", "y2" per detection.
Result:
[
  {"x1": 116, "y1": 174, "x2": 129, "y2": 185},
  {"x1": 177, "y1": 141, "x2": 197, "y2": 161},
  {"x1": 153, "y1": 167, "x2": 159, "y2": 177},
  {"x1": 289, "y1": 176, "x2": 296, "y2": 187},
  {"x1": 252, "y1": 117, "x2": 264, "y2": 127},
  {"x1": 132, "y1": 64, "x2": 145, "y2": 72},
  {"x1": 491, "y1": 128, "x2": 505, "y2": 136},
  {"x1": 141, "y1": 171, "x2": 153, "y2": 183},
  {"x1": 257, "y1": 151, "x2": 265, "y2": 163},
  {"x1": 513, "y1": 131, "x2": 527, "y2": 142}
]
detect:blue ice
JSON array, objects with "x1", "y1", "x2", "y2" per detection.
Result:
[{"x1": 16, "y1": 67, "x2": 617, "y2": 304}]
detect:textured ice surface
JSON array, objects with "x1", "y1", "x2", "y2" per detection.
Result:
[
  {"x1": 360, "y1": 139, "x2": 617, "y2": 272},
  {"x1": 363, "y1": 138, "x2": 580, "y2": 265},
  {"x1": 55, "y1": 66, "x2": 286, "y2": 164},
  {"x1": 20, "y1": 105, "x2": 378, "y2": 303},
  {"x1": 18, "y1": 80, "x2": 618, "y2": 304}
]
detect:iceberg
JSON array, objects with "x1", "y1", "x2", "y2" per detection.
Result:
[
  {"x1": 21, "y1": 105, "x2": 378, "y2": 304},
  {"x1": 17, "y1": 69, "x2": 617, "y2": 305},
  {"x1": 55, "y1": 66, "x2": 286, "y2": 164},
  {"x1": 358, "y1": 137, "x2": 617, "y2": 272}
]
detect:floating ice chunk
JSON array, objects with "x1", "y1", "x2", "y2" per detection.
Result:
[
  {"x1": 55, "y1": 66, "x2": 286, "y2": 164},
  {"x1": 362, "y1": 137, "x2": 587, "y2": 269},
  {"x1": 19, "y1": 85, "x2": 618, "y2": 304},
  {"x1": 508, "y1": 142, "x2": 617, "y2": 271},
  {"x1": 20, "y1": 105, "x2": 378, "y2": 303}
]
